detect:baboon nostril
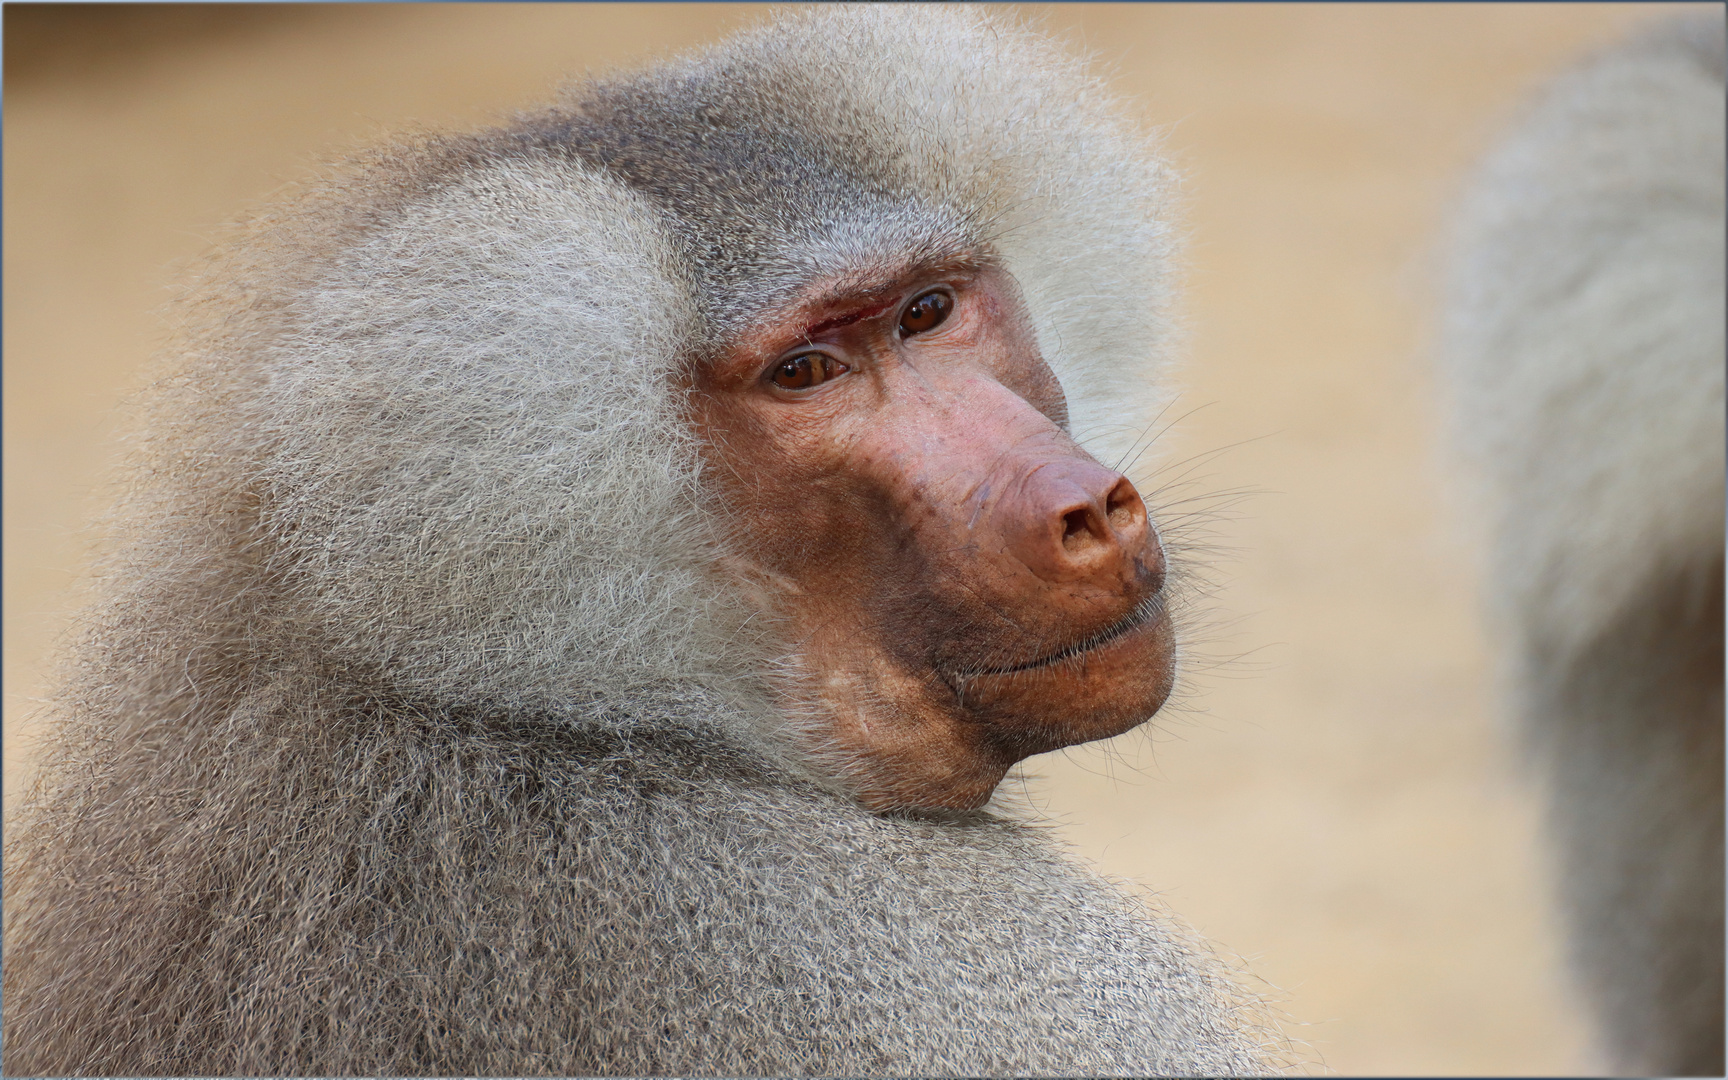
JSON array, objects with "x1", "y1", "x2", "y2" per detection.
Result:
[
  {"x1": 1062, "y1": 507, "x2": 1092, "y2": 545},
  {"x1": 1006, "y1": 466, "x2": 1148, "y2": 580},
  {"x1": 1105, "y1": 478, "x2": 1144, "y2": 531}
]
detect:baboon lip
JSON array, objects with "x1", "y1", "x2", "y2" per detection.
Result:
[{"x1": 969, "y1": 597, "x2": 1163, "y2": 678}]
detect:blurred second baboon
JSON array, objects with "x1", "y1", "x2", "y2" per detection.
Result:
[{"x1": 1442, "y1": 13, "x2": 1725, "y2": 1076}]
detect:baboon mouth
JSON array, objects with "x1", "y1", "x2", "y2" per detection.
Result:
[{"x1": 969, "y1": 596, "x2": 1164, "y2": 678}]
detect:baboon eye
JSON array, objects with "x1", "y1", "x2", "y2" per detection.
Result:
[
  {"x1": 899, "y1": 289, "x2": 953, "y2": 337},
  {"x1": 769, "y1": 352, "x2": 848, "y2": 391}
]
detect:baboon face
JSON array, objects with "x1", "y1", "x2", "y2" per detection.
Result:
[{"x1": 692, "y1": 262, "x2": 1173, "y2": 811}]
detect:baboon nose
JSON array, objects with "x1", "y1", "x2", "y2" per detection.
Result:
[{"x1": 1004, "y1": 463, "x2": 1158, "y2": 586}]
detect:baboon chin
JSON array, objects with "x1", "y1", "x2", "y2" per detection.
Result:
[{"x1": 3, "y1": 8, "x2": 1286, "y2": 1077}]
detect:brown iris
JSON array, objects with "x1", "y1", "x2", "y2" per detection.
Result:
[
  {"x1": 770, "y1": 352, "x2": 847, "y2": 390},
  {"x1": 899, "y1": 289, "x2": 952, "y2": 336}
]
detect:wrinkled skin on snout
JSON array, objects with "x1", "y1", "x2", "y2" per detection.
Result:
[{"x1": 692, "y1": 262, "x2": 1174, "y2": 811}]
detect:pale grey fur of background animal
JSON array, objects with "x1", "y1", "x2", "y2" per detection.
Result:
[
  {"x1": 3, "y1": 8, "x2": 1288, "y2": 1075},
  {"x1": 1441, "y1": 12, "x2": 1725, "y2": 1075}
]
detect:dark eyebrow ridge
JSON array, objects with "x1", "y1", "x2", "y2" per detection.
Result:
[{"x1": 802, "y1": 300, "x2": 893, "y2": 339}]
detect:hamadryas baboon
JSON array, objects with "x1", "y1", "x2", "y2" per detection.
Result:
[
  {"x1": 1441, "y1": 13, "x2": 1725, "y2": 1076},
  {"x1": 2, "y1": 8, "x2": 1294, "y2": 1076}
]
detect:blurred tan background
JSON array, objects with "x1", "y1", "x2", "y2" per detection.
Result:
[{"x1": 4, "y1": 4, "x2": 1709, "y2": 1074}]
